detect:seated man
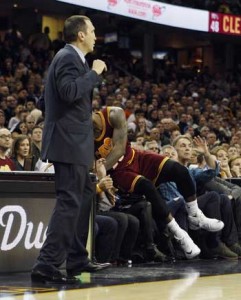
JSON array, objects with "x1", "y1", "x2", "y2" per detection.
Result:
[
  {"x1": 95, "y1": 214, "x2": 118, "y2": 264},
  {"x1": 173, "y1": 135, "x2": 241, "y2": 259},
  {"x1": 95, "y1": 158, "x2": 140, "y2": 265},
  {"x1": 0, "y1": 128, "x2": 16, "y2": 171},
  {"x1": 144, "y1": 140, "x2": 160, "y2": 154},
  {"x1": 92, "y1": 107, "x2": 223, "y2": 259}
]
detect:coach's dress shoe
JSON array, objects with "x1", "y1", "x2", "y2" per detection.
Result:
[
  {"x1": 31, "y1": 263, "x2": 79, "y2": 284},
  {"x1": 67, "y1": 261, "x2": 111, "y2": 277}
]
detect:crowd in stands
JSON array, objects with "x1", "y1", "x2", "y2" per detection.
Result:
[
  {"x1": 2, "y1": 25, "x2": 241, "y2": 265},
  {"x1": 160, "y1": 0, "x2": 241, "y2": 15}
]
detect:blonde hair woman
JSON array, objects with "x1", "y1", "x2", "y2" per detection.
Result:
[{"x1": 211, "y1": 146, "x2": 232, "y2": 178}]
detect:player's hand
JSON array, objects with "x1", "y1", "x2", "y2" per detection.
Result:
[{"x1": 92, "y1": 59, "x2": 107, "y2": 75}]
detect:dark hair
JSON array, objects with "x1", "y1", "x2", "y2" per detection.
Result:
[
  {"x1": 26, "y1": 96, "x2": 36, "y2": 104},
  {"x1": 32, "y1": 125, "x2": 43, "y2": 133},
  {"x1": 12, "y1": 121, "x2": 27, "y2": 134},
  {"x1": 134, "y1": 109, "x2": 145, "y2": 116},
  {"x1": 11, "y1": 134, "x2": 31, "y2": 159},
  {"x1": 63, "y1": 15, "x2": 90, "y2": 43}
]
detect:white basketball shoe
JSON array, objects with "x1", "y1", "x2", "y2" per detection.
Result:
[
  {"x1": 175, "y1": 230, "x2": 201, "y2": 259},
  {"x1": 188, "y1": 210, "x2": 224, "y2": 232}
]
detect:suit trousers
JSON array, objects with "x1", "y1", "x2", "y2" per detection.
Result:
[{"x1": 38, "y1": 162, "x2": 93, "y2": 269}]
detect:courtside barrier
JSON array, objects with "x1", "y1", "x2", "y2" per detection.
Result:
[{"x1": 0, "y1": 172, "x2": 96, "y2": 273}]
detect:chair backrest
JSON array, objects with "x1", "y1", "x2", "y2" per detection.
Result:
[{"x1": 23, "y1": 156, "x2": 35, "y2": 171}]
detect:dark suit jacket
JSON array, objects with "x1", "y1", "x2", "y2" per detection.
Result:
[{"x1": 41, "y1": 44, "x2": 100, "y2": 167}]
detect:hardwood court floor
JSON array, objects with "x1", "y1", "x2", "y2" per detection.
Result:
[{"x1": 1, "y1": 259, "x2": 241, "y2": 300}]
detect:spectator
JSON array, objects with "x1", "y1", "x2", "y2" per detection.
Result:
[
  {"x1": 134, "y1": 116, "x2": 150, "y2": 138},
  {"x1": 8, "y1": 104, "x2": 23, "y2": 130},
  {"x1": 25, "y1": 114, "x2": 36, "y2": 134},
  {"x1": 156, "y1": 121, "x2": 171, "y2": 146},
  {"x1": 148, "y1": 127, "x2": 162, "y2": 147},
  {"x1": 52, "y1": 31, "x2": 66, "y2": 54},
  {"x1": 127, "y1": 109, "x2": 146, "y2": 132},
  {"x1": 229, "y1": 155, "x2": 241, "y2": 178},
  {"x1": 160, "y1": 118, "x2": 175, "y2": 138},
  {"x1": 230, "y1": 135, "x2": 240, "y2": 147},
  {"x1": 26, "y1": 98, "x2": 36, "y2": 113},
  {"x1": 31, "y1": 125, "x2": 42, "y2": 166},
  {"x1": 5, "y1": 95, "x2": 17, "y2": 123},
  {"x1": 30, "y1": 108, "x2": 43, "y2": 125},
  {"x1": 12, "y1": 121, "x2": 28, "y2": 138},
  {"x1": 123, "y1": 99, "x2": 134, "y2": 120},
  {"x1": 145, "y1": 140, "x2": 160, "y2": 154},
  {"x1": 173, "y1": 135, "x2": 241, "y2": 259},
  {"x1": 199, "y1": 126, "x2": 210, "y2": 139},
  {"x1": 95, "y1": 158, "x2": 140, "y2": 265},
  {"x1": 133, "y1": 133, "x2": 145, "y2": 150},
  {"x1": 11, "y1": 134, "x2": 33, "y2": 170},
  {"x1": 211, "y1": 146, "x2": 232, "y2": 178},
  {"x1": 0, "y1": 128, "x2": 15, "y2": 171},
  {"x1": 206, "y1": 131, "x2": 220, "y2": 151},
  {"x1": 0, "y1": 110, "x2": 6, "y2": 129},
  {"x1": 169, "y1": 126, "x2": 181, "y2": 145},
  {"x1": 227, "y1": 146, "x2": 238, "y2": 158},
  {"x1": 95, "y1": 214, "x2": 118, "y2": 263},
  {"x1": 17, "y1": 88, "x2": 28, "y2": 105}
]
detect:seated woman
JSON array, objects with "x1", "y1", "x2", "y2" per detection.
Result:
[
  {"x1": 229, "y1": 155, "x2": 241, "y2": 178},
  {"x1": 211, "y1": 146, "x2": 233, "y2": 178},
  {"x1": 11, "y1": 134, "x2": 34, "y2": 171}
]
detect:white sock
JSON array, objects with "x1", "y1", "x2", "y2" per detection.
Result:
[
  {"x1": 167, "y1": 218, "x2": 185, "y2": 239},
  {"x1": 185, "y1": 200, "x2": 199, "y2": 217}
]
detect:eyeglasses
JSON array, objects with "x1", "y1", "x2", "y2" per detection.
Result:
[{"x1": 0, "y1": 134, "x2": 12, "y2": 139}]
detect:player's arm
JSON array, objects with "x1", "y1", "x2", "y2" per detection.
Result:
[{"x1": 105, "y1": 107, "x2": 127, "y2": 170}]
